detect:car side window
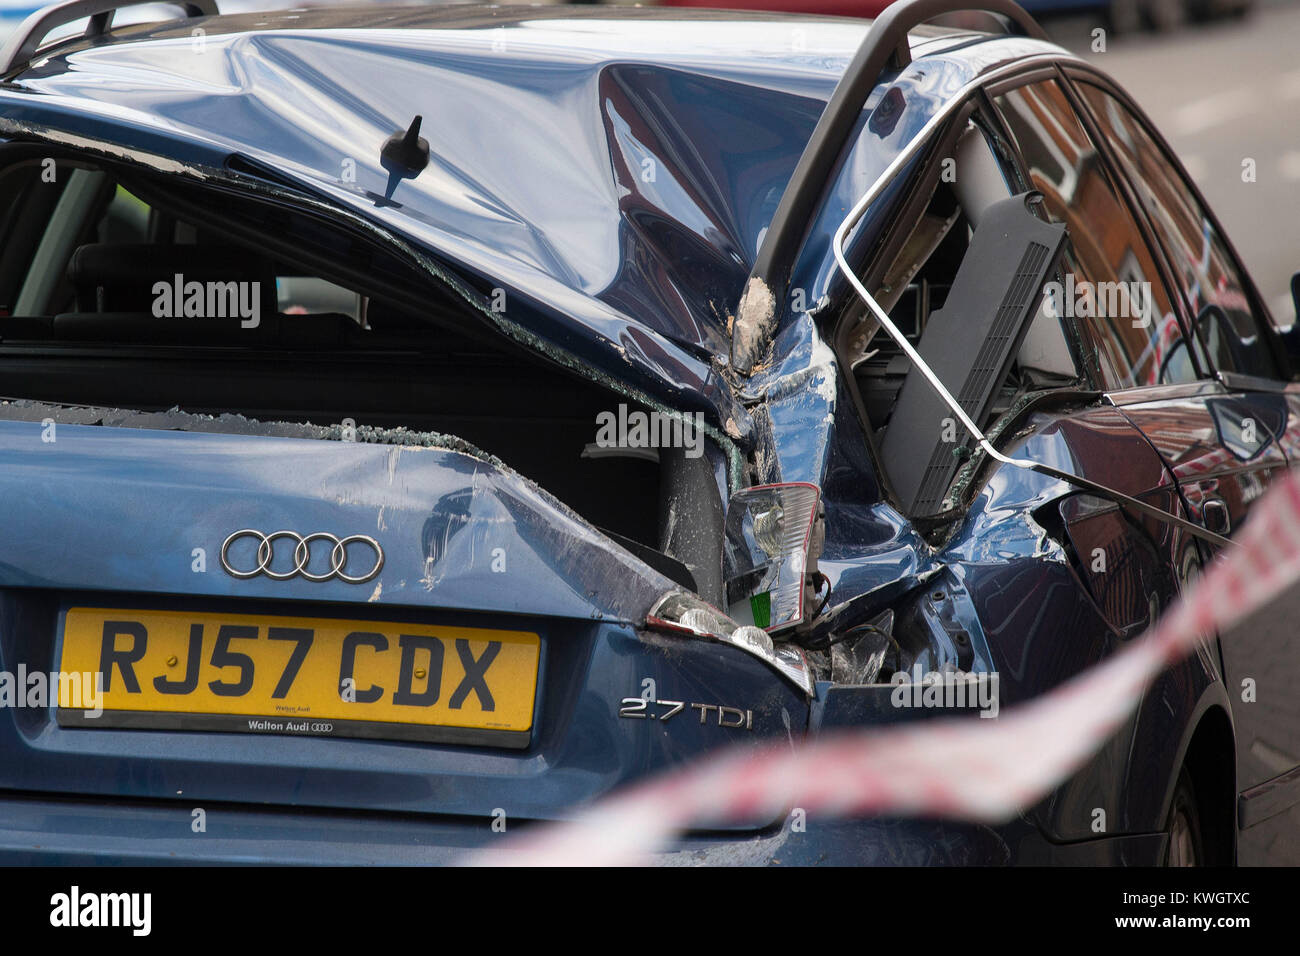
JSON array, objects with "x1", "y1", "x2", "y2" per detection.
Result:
[
  {"x1": 0, "y1": 160, "x2": 363, "y2": 326},
  {"x1": 1075, "y1": 82, "x2": 1279, "y2": 381},
  {"x1": 992, "y1": 79, "x2": 1196, "y2": 391}
]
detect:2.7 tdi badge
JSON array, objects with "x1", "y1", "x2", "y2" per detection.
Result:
[{"x1": 619, "y1": 696, "x2": 753, "y2": 730}]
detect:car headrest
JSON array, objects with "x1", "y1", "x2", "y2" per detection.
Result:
[{"x1": 66, "y1": 243, "x2": 276, "y2": 316}]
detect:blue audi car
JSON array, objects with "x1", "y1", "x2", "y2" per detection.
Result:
[{"x1": 0, "y1": 0, "x2": 1297, "y2": 865}]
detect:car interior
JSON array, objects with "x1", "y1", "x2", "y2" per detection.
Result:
[
  {"x1": 848, "y1": 120, "x2": 1081, "y2": 438},
  {"x1": 839, "y1": 119, "x2": 1083, "y2": 515},
  {"x1": 0, "y1": 156, "x2": 675, "y2": 555}
]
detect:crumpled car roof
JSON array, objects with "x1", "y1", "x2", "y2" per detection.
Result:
[{"x1": 5, "y1": 7, "x2": 984, "y2": 351}]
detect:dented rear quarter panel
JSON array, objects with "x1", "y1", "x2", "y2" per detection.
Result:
[{"x1": 0, "y1": 407, "x2": 810, "y2": 826}]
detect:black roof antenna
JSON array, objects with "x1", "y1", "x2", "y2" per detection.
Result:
[{"x1": 381, "y1": 115, "x2": 430, "y2": 175}]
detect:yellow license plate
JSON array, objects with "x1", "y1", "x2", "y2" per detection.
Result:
[{"x1": 57, "y1": 607, "x2": 541, "y2": 747}]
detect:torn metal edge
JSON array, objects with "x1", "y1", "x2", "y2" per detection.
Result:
[
  {"x1": 0, "y1": 398, "x2": 508, "y2": 466},
  {"x1": 0, "y1": 396, "x2": 687, "y2": 620},
  {"x1": 0, "y1": 118, "x2": 748, "y2": 493},
  {"x1": 730, "y1": 275, "x2": 776, "y2": 377}
]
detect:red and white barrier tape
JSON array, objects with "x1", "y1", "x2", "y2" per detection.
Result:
[{"x1": 473, "y1": 473, "x2": 1300, "y2": 866}]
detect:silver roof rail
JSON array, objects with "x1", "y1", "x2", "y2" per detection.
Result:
[
  {"x1": 1, "y1": 0, "x2": 218, "y2": 76},
  {"x1": 730, "y1": 0, "x2": 1048, "y2": 374}
]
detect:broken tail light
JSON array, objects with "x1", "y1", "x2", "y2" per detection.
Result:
[
  {"x1": 646, "y1": 591, "x2": 814, "y2": 695},
  {"x1": 642, "y1": 483, "x2": 823, "y2": 695},
  {"x1": 722, "y1": 483, "x2": 822, "y2": 633}
]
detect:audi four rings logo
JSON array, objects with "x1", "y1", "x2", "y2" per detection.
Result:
[{"x1": 220, "y1": 530, "x2": 384, "y2": 584}]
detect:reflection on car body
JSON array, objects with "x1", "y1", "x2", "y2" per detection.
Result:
[{"x1": 0, "y1": 0, "x2": 1297, "y2": 866}]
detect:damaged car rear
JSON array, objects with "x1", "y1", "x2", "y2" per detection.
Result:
[{"x1": 1, "y1": 0, "x2": 1298, "y2": 865}]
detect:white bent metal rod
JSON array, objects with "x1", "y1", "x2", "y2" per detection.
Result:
[
  {"x1": 830, "y1": 56, "x2": 1066, "y2": 474},
  {"x1": 829, "y1": 56, "x2": 1237, "y2": 553}
]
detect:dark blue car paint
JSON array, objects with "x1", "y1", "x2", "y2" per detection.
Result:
[
  {"x1": 0, "y1": 4, "x2": 1289, "y2": 864},
  {"x1": 0, "y1": 13, "x2": 1056, "y2": 437},
  {"x1": 0, "y1": 788, "x2": 1174, "y2": 864}
]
